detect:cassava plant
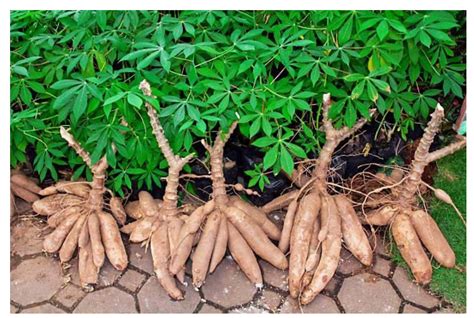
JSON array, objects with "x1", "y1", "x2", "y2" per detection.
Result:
[
  {"x1": 32, "y1": 127, "x2": 128, "y2": 287},
  {"x1": 168, "y1": 120, "x2": 288, "y2": 289},
  {"x1": 262, "y1": 93, "x2": 375, "y2": 305},
  {"x1": 119, "y1": 80, "x2": 194, "y2": 300},
  {"x1": 357, "y1": 104, "x2": 466, "y2": 284}
]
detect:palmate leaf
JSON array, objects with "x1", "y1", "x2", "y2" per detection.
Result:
[{"x1": 9, "y1": 10, "x2": 465, "y2": 191}]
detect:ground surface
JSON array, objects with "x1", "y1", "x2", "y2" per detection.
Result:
[{"x1": 10, "y1": 200, "x2": 457, "y2": 314}]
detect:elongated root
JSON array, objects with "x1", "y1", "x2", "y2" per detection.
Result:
[
  {"x1": 284, "y1": 93, "x2": 375, "y2": 304},
  {"x1": 33, "y1": 127, "x2": 128, "y2": 288},
  {"x1": 354, "y1": 104, "x2": 465, "y2": 284},
  {"x1": 11, "y1": 169, "x2": 41, "y2": 215},
  {"x1": 171, "y1": 120, "x2": 286, "y2": 290}
]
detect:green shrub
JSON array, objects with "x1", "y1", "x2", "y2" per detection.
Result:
[{"x1": 10, "y1": 10, "x2": 465, "y2": 195}]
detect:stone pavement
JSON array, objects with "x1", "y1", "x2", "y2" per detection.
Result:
[{"x1": 10, "y1": 201, "x2": 456, "y2": 313}]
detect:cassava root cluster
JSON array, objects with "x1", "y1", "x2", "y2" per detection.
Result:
[
  {"x1": 358, "y1": 104, "x2": 466, "y2": 284},
  {"x1": 262, "y1": 93, "x2": 375, "y2": 305},
  {"x1": 32, "y1": 127, "x2": 128, "y2": 287}
]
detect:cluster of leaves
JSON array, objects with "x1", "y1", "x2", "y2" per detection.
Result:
[{"x1": 10, "y1": 10, "x2": 465, "y2": 193}]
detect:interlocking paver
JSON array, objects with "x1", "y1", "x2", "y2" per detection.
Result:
[
  {"x1": 11, "y1": 256, "x2": 64, "y2": 306},
  {"x1": 118, "y1": 269, "x2": 147, "y2": 292},
  {"x1": 392, "y1": 267, "x2": 440, "y2": 308},
  {"x1": 259, "y1": 260, "x2": 288, "y2": 291},
  {"x1": 199, "y1": 303, "x2": 222, "y2": 313},
  {"x1": 323, "y1": 276, "x2": 340, "y2": 295},
  {"x1": 73, "y1": 287, "x2": 137, "y2": 313},
  {"x1": 403, "y1": 304, "x2": 427, "y2": 313},
  {"x1": 372, "y1": 256, "x2": 391, "y2": 277},
  {"x1": 68, "y1": 258, "x2": 122, "y2": 287},
  {"x1": 337, "y1": 248, "x2": 364, "y2": 275},
  {"x1": 280, "y1": 294, "x2": 340, "y2": 313},
  {"x1": 21, "y1": 303, "x2": 65, "y2": 313},
  {"x1": 127, "y1": 243, "x2": 153, "y2": 274},
  {"x1": 98, "y1": 260, "x2": 123, "y2": 287},
  {"x1": 201, "y1": 258, "x2": 257, "y2": 308},
  {"x1": 338, "y1": 273, "x2": 400, "y2": 313},
  {"x1": 138, "y1": 276, "x2": 200, "y2": 313},
  {"x1": 258, "y1": 289, "x2": 283, "y2": 312},
  {"x1": 10, "y1": 219, "x2": 45, "y2": 257},
  {"x1": 53, "y1": 284, "x2": 85, "y2": 308},
  {"x1": 228, "y1": 304, "x2": 269, "y2": 313}
]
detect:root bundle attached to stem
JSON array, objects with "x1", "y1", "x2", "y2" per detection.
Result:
[
  {"x1": 170, "y1": 118, "x2": 287, "y2": 290},
  {"x1": 352, "y1": 104, "x2": 465, "y2": 285},
  {"x1": 267, "y1": 93, "x2": 375, "y2": 305},
  {"x1": 33, "y1": 127, "x2": 128, "y2": 288}
]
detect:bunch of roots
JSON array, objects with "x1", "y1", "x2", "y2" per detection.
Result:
[
  {"x1": 354, "y1": 104, "x2": 466, "y2": 284},
  {"x1": 32, "y1": 127, "x2": 128, "y2": 287},
  {"x1": 170, "y1": 121, "x2": 288, "y2": 290},
  {"x1": 261, "y1": 94, "x2": 375, "y2": 305}
]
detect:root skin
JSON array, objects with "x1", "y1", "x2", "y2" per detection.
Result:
[
  {"x1": 33, "y1": 194, "x2": 82, "y2": 216},
  {"x1": 192, "y1": 211, "x2": 221, "y2": 287},
  {"x1": 225, "y1": 206, "x2": 288, "y2": 270},
  {"x1": 97, "y1": 212, "x2": 128, "y2": 271},
  {"x1": 227, "y1": 221, "x2": 263, "y2": 285},
  {"x1": 301, "y1": 195, "x2": 342, "y2": 305},
  {"x1": 305, "y1": 217, "x2": 321, "y2": 272},
  {"x1": 289, "y1": 192, "x2": 321, "y2": 298},
  {"x1": 230, "y1": 197, "x2": 281, "y2": 240},
  {"x1": 410, "y1": 210, "x2": 455, "y2": 268},
  {"x1": 88, "y1": 213, "x2": 105, "y2": 268},
  {"x1": 59, "y1": 214, "x2": 87, "y2": 263},
  {"x1": 209, "y1": 214, "x2": 229, "y2": 273},
  {"x1": 261, "y1": 190, "x2": 299, "y2": 214},
  {"x1": 51, "y1": 181, "x2": 90, "y2": 198},
  {"x1": 278, "y1": 200, "x2": 298, "y2": 253},
  {"x1": 129, "y1": 217, "x2": 155, "y2": 243},
  {"x1": 79, "y1": 242, "x2": 98, "y2": 286},
  {"x1": 11, "y1": 173, "x2": 42, "y2": 194},
  {"x1": 11, "y1": 182, "x2": 40, "y2": 203},
  {"x1": 110, "y1": 197, "x2": 127, "y2": 225},
  {"x1": 363, "y1": 206, "x2": 397, "y2": 226},
  {"x1": 138, "y1": 191, "x2": 160, "y2": 217},
  {"x1": 78, "y1": 217, "x2": 90, "y2": 248},
  {"x1": 391, "y1": 213, "x2": 432, "y2": 285},
  {"x1": 318, "y1": 196, "x2": 329, "y2": 242},
  {"x1": 43, "y1": 212, "x2": 80, "y2": 253},
  {"x1": 335, "y1": 195, "x2": 372, "y2": 266},
  {"x1": 151, "y1": 222, "x2": 184, "y2": 300},
  {"x1": 124, "y1": 199, "x2": 163, "y2": 220},
  {"x1": 169, "y1": 203, "x2": 215, "y2": 275},
  {"x1": 47, "y1": 206, "x2": 82, "y2": 228}
]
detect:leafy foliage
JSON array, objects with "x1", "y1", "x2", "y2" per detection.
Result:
[{"x1": 10, "y1": 10, "x2": 465, "y2": 194}]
